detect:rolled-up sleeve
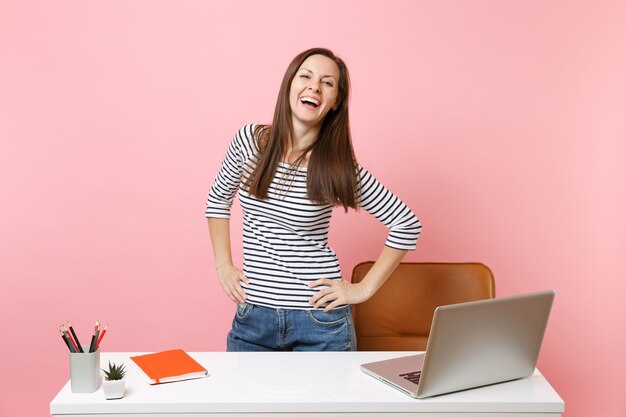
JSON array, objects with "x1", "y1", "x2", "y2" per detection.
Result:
[
  {"x1": 205, "y1": 125, "x2": 253, "y2": 219},
  {"x1": 357, "y1": 166, "x2": 422, "y2": 250}
]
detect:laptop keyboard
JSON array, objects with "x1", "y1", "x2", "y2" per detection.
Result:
[{"x1": 399, "y1": 370, "x2": 421, "y2": 385}]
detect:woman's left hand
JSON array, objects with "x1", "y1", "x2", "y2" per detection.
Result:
[{"x1": 308, "y1": 279, "x2": 371, "y2": 312}]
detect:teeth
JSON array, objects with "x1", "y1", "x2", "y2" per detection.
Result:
[{"x1": 301, "y1": 97, "x2": 320, "y2": 106}]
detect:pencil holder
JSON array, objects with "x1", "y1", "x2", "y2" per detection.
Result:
[{"x1": 69, "y1": 347, "x2": 101, "y2": 393}]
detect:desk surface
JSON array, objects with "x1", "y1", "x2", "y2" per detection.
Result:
[{"x1": 51, "y1": 351, "x2": 564, "y2": 416}]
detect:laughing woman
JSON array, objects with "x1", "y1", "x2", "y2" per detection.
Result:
[{"x1": 205, "y1": 48, "x2": 422, "y2": 351}]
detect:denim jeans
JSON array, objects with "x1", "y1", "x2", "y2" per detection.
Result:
[{"x1": 226, "y1": 303, "x2": 356, "y2": 351}]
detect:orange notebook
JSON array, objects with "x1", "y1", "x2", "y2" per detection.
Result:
[{"x1": 129, "y1": 349, "x2": 208, "y2": 384}]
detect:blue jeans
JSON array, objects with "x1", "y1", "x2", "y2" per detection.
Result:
[{"x1": 226, "y1": 303, "x2": 356, "y2": 351}]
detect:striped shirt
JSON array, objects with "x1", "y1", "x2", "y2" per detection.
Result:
[{"x1": 205, "y1": 124, "x2": 422, "y2": 309}]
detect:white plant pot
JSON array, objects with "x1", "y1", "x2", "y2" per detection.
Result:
[{"x1": 102, "y1": 378, "x2": 125, "y2": 400}]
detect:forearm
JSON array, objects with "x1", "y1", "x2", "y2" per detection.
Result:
[
  {"x1": 208, "y1": 218, "x2": 248, "y2": 303},
  {"x1": 358, "y1": 246, "x2": 408, "y2": 300},
  {"x1": 308, "y1": 245, "x2": 408, "y2": 310},
  {"x1": 207, "y1": 218, "x2": 234, "y2": 268}
]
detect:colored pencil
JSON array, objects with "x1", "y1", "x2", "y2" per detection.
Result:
[
  {"x1": 64, "y1": 324, "x2": 80, "y2": 353},
  {"x1": 67, "y1": 322, "x2": 84, "y2": 353},
  {"x1": 60, "y1": 327, "x2": 75, "y2": 352},
  {"x1": 88, "y1": 322, "x2": 98, "y2": 353},
  {"x1": 96, "y1": 324, "x2": 107, "y2": 349}
]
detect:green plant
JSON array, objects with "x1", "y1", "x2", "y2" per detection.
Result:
[{"x1": 102, "y1": 361, "x2": 126, "y2": 381}]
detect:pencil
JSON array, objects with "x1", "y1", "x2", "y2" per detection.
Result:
[
  {"x1": 88, "y1": 322, "x2": 98, "y2": 353},
  {"x1": 67, "y1": 322, "x2": 84, "y2": 353},
  {"x1": 93, "y1": 329, "x2": 100, "y2": 351},
  {"x1": 96, "y1": 324, "x2": 107, "y2": 349},
  {"x1": 64, "y1": 324, "x2": 80, "y2": 353},
  {"x1": 88, "y1": 331, "x2": 96, "y2": 352},
  {"x1": 60, "y1": 328, "x2": 75, "y2": 352}
]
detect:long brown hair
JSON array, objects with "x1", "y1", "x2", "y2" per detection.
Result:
[{"x1": 246, "y1": 48, "x2": 359, "y2": 211}]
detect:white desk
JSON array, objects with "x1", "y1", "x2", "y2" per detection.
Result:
[{"x1": 50, "y1": 351, "x2": 564, "y2": 417}]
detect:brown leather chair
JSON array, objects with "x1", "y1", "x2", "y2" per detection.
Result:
[{"x1": 351, "y1": 262, "x2": 495, "y2": 351}]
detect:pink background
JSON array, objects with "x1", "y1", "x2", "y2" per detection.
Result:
[{"x1": 1, "y1": 1, "x2": 624, "y2": 416}]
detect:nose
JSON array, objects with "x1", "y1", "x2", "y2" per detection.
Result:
[{"x1": 307, "y1": 79, "x2": 321, "y2": 93}]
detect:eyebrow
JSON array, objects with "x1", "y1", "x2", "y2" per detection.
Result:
[{"x1": 299, "y1": 67, "x2": 337, "y2": 80}]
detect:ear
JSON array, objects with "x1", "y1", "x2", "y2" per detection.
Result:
[{"x1": 332, "y1": 100, "x2": 340, "y2": 111}]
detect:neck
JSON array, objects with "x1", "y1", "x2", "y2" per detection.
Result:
[{"x1": 290, "y1": 118, "x2": 321, "y2": 150}]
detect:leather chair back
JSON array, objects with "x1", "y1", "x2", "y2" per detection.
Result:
[{"x1": 351, "y1": 262, "x2": 495, "y2": 351}]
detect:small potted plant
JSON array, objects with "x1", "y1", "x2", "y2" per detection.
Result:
[{"x1": 102, "y1": 361, "x2": 126, "y2": 400}]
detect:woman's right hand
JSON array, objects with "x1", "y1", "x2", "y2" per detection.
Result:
[{"x1": 216, "y1": 264, "x2": 249, "y2": 304}]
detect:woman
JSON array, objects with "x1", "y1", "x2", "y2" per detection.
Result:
[{"x1": 206, "y1": 48, "x2": 421, "y2": 351}]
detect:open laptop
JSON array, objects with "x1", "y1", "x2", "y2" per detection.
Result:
[{"x1": 361, "y1": 289, "x2": 555, "y2": 398}]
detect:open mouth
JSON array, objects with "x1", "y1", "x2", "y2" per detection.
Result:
[{"x1": 300, "y1": 96, "x2": 321, "y2": 108}]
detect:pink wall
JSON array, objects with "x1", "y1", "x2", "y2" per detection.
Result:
[{"x1": 1, "y1": 1, "x2": 624, "y2": 416}]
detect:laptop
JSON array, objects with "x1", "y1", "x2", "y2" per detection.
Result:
[{"x1": 361, "y1": 289, "x2": 555, "y2": 398}]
